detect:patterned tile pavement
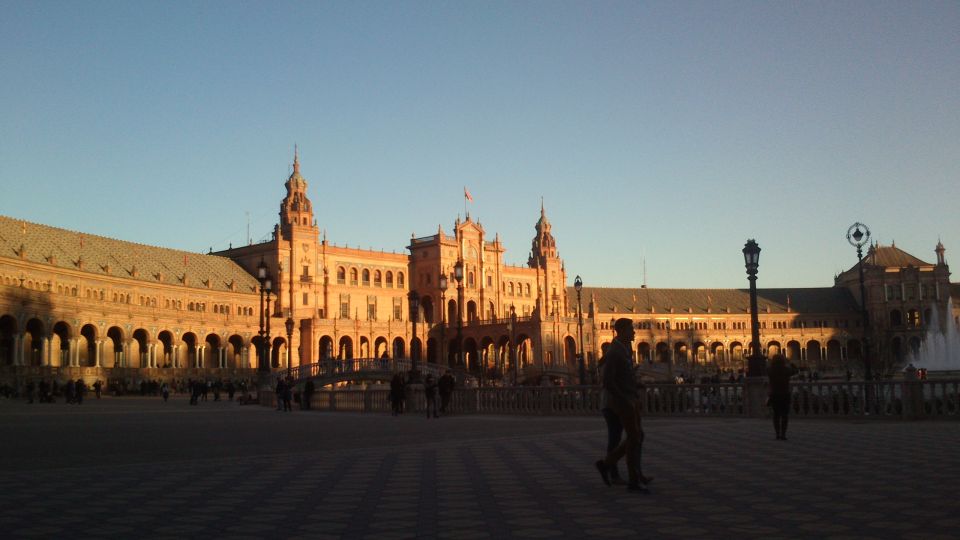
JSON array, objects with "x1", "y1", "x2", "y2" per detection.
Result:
[{"x1": 0, "y1": 397, "x2": 958, "y2": 539}]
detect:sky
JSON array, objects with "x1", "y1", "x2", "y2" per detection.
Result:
[{"x1": 1, "y1": 1, "x2": 958, "y2": 290}]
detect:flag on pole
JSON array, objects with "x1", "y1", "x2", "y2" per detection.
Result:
[{"x1": 464, "y1": 187, "x2": 473, "y2": 203}]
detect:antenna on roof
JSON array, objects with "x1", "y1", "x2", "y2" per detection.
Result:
[{"x1": 642, "y1": 256, "x2": 647, "y2": 289}]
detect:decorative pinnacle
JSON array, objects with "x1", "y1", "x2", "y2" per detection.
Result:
[{"x1": 293, "y1": 144, "x2": 300, "y2": 174}]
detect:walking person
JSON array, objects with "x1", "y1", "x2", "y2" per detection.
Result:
[
  {"x1": 302, "y1": 379, "x2": 315, "y2": 410},
  {"x1": 438, "y1": 370, "x2": 455, "y2": 415},
  {"x1": 93, "y1": 380, "x2": 102, "y2": 399},
  {"x1": 161, "y1": 382, "x2": 170, "y2": 402},
  {"x1": 595, "y1": 318, "x2": 653, "y2": 493},
  {"x1": 767, "y1": 354, "x2": 798, "y2": 440},
  {"x1": 390, "y1": 373, "x2": 404, "y2": 416},
  {"x1": 424, "y1": 374, "x2": 439, "y2": 418},
  {"x1": 74, "y1": 379, "x2": 85, "y2": 405}
]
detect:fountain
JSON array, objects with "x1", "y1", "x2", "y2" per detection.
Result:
[{"x1": 908, "y1": 297, "x2": 960, "y2": 374}]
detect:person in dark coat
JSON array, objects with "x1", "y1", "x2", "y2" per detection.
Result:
[
  {"x1": 438, "y1": 371, "x2": 455, "y2": 415},
  {"x1": 595, "y1": 318, "x2": 652, "y2": 493},
  {"x1": 390, "y1": 373, "x2": 404, "y2": 416},
  {"x1": 302, "y1": 380, "x2": 315, "y2": 410},
  {"x1": 767, "y1": 354, "x2": 798, "y2": 440},
  {"x1": 74, "y1": 379, "x2": 85, "y2": 405},
  {"x1": 424, "y1": 374, "x2": 439, "y2": 418}
]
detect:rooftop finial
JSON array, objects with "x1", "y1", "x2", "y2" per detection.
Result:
[{"x1": 293, "y1": 144, "x2": 300, "y2": 174}]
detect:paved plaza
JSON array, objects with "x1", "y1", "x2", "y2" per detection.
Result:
[{"x1": 0, "y1": 396, "x2": 958, "y2": 539}]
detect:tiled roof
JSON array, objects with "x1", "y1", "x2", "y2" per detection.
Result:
[
  {"x1": 0, "y1": 216, "x2": 259, "y2": 293},
  {"x1": 863, "y1": 244, "x2": 931, "y2": 269},
  {"x1": 569, "y1": 286, "x2": 859, "y2": 316}
]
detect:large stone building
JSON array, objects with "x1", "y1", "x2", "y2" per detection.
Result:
[{"x1": 1, "y1": 154, "x2": 957, "y2": 386}]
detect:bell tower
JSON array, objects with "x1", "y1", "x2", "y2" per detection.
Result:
[
  {"x1": 279, "y1": 147, "x2": 316, "y2": 238},
  {"x1": 528, "y1": 201, "x2": 566, "y2": 317}
]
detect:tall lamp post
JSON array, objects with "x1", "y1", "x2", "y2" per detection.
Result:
[
  {"x1": 509, "y1": 305, "x2": 517, "y2": 385},
  {"x1": 847, "y1": 222, "x2": 872, "y2": 381},
  {"x1": 454, "y1": 260, "x2": 465, "y2": 373},
  {"x1": 257, "y1": 259, "x2": 268, "y2": 373},
  {"x1": 439, "y1": 274, "x2": 448, "y2": 368},
  {"x1": 742, "y1": 239, "x2": 764, "y2": 377},
  {"x1": 574, "y1": 275, "x2": 586, "y2": 385},
  {"x1": 408, "y1": 290, "x2": 420, "y2": 381},
  {"x1": 285, "y1": 317, "x2": 294, "y2": 378},
  {"x1": 264, "y1": 273, "x2": 273, "y2": 370}
]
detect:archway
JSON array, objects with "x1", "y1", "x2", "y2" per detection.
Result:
[
  {"x1": 420, "y1": 296, "x2": 434, "y2": 324},
  {"x1": 786, "y1": 340, "x2": 802, "y2": 365},
  {"x1": 374, "y1": 336, "x2": 389, "y2": 358},
  {"x1": 655, "y1": 342, "x2": 670, "y2": 364},
  {"x1": 106, "y1": 326, "x2": 125, "y2": 368},
  {"x1": 52, "y1": 321, "x2": 72, "y2": 367},
  {"x1": 338, "y1": 336, "x2": 353, "y2": 359},
  {"x1": 0, "y1": 315, "x2": 17, "y2": 365},
  {"x1": 564, "y1": 336, "x2": 577, "y2": 367},
  {"x1": 22, "y1": 323, "x2": 47, "y2": 358},
  {"x1": 392, "y1": 337, "x2": 405, "y2": 359},
  {"x1": 319, "y1": 336, "x2": 334, "y2": 360},
  {"x1": 132, "y1": 328, "x2": 150, "y2": 368},
  {"x1": 467, "y1": 301, "x2": 478, "y2": 322},
  {"x1": 426, "y1": 337, "x2": 439, "y2": 364},
  {"x1": 806, "y1": 340, "x2": 822, "y2": 370},
  {"x1": 638, "y1": 342, "x2": 652, "y2": 364},
  {"x1": 205, "y1": 333, "x2": 222, "y2": 369},
  {"x1": 80, "y1": 324, "x2": 97, "y2": 367},
  {"x1": 228, "y1": 334, "x2": 244, "y2": 368},
  {"x1": 158, "y1": 331, "x2": 174, "y2": 367}
]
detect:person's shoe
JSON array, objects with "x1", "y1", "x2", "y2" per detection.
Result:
[
  {"x1": 640, "y1": 475, "x2": 654, "y2": 485},
  {"x1": 595, "y1": 460, "x2": 611, "y2": 486},
  {"x1": 611, "y1": 476, "x2": 627, "y2": 485},
  {"x1": 627, "y1": 482, "x2": 650, "y2": 493}
]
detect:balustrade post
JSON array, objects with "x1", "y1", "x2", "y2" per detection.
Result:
[{"x1": 745, "y1": 378, "x2": 766, "y2": 418}]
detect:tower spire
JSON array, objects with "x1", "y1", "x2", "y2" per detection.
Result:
[{"x1": 293, "y1": 144, "x2": 300, "y2": 174}]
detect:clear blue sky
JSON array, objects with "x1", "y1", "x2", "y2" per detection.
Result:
[{"x1": 2, "y1": 1, "x2": 957, "y2": 289}]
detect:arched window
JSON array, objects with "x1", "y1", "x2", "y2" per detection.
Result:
[
  {"x1": 362, "y1": 269, "x2": 370, "y2": 286},
  {"x1": 397, "y1": 272, "x2": 405, "y2": 287},
  {"x1": 525, "y1": 284, "x2": 531, "y2": 297},
  {"x1": 337, "y1": 267, "x2": 346, "y2": 285},
  {"x1": 350, "y1": 268, "x2": 358, "y2": 286},
  {"x1": 386, "y1": 271, "x2": 394, "y2": 287},
  {"x1": 509, "y1": 283, "x2": 514, "y2": 295},
  {"x1": 374, "y1": 270, "x2": 382, "y2": 287},
  {"x1": 468, "y1": 271, "x2": 475, "y2": 287}
]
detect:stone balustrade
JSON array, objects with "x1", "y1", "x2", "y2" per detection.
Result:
[{"x1": 259, "y1": 379, "x2": 960, "y2": 420}]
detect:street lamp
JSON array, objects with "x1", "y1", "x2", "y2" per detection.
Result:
[
  {"x1": 285, "y1": 316, "x2": 294, "y2": 378},
  {"x1": 454, "y1": 260, "x2": 465, "y2": 375},
  {"x1": 847, "y1": 222, "x2": 872, "y2": 381},
  {"x1": 257, "y1": 259, "x2": 268, "y2": 372},
  {"x1": 509, "y1": 304, "x2": 517, "y2": 385},
  {"x1": 439, "y1": 273, "x2": 448, "y2": 368},
  {"x1": 742, "y1": 239, "x2": 764, "y2": 377},
  {"x1": 574, "y1": 275, "x2": 586, "y2": 385},
  {"x1": 408, "y1": 290, "x2": 420, "y2": 382},
  {"x1": 264, "y1": 272, "x2": 273, "y2": 370}
]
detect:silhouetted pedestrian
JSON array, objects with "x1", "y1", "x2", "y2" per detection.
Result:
[
  {"x1": 768, "y1": 354, "x2": 798, "y2": 440},
  {"x1": 75, "y1": 379, "x2": 85, "y2": 405},
  {"x1": 595, "y1": 318, "x2": 652, "y2": 493},
  {"x1": 424, "y1": 374, "x2": 439, "y2": 418},
  {"x1": 439, "y1": 370, "x2": 454, "y2": 414}
]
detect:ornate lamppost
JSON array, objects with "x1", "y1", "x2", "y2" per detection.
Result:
[
  {"x1": 574, "y1": 275, "x2": 586, "y2": 385},
  {"x1": 408, "y1": 290, "x2": 420, "y2": 381},
  {"x1": 257, "y1": 260, "x2": 273, "y2": 373},
  {"x1": 454, "y1": 260, "x2": 465, "y2": 372},
  {"x1": 509, "y1": 304, "x2": 517, "y2": 385},
  {"x1": 742, "y1": 239, "x2": 764, "y2": 377},
  {"x1": 257, "y1": 259, "x2": 267, "y2": 372},
  {"x1": 439, "y1": 273, "x2": 448, "y2": 368},
  {"x1": 285, "y1": 317, "x2": 294, "y2": 378},
  {"x1": 847, "y1": 222, "x2": 872, "y2": 381}
]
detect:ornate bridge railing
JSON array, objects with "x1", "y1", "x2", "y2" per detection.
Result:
[
  {"x1": 288, "y1": 358, "x2": 475, "y2": 386},
  {"x1": 260, "y1": 379, "x2": 960, "y2": 420}
]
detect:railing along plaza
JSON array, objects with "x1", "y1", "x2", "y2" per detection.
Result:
[{"x1": 260, "y1": 378, "x2": 960, "y2": 420}]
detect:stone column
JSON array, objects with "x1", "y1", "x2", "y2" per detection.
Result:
[
  {"x1": 14, "y1": 334, "x2": 23, "y2": 366},
  {"x1": 148, "y1": 343, "x2": 156, "y2": 368},
  {"x1": 220, "y1": 348, "x2": 226, "y2": 369},
  {"x1": 173, "y1": 346, "x2": 179, "y2": 369},
  {"x1": 95, "y1": 340, "x2": 102, "y2": 367},
  {"x1": 42, "y1": 337, "x2": 50, "y2": 366},
  {"x1": 195, "y1": 345, "x2": 201, "y2": 368}
]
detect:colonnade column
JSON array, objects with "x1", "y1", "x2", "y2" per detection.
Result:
[
  {"x1": 95, "y1": 340, "x2": 102, "y2": 367},
  {"x1": 220, "y1": 348, "x2": 226, "y2": 369},
  {"x1": 194, "y1": 345, "x2": 201, "y2": 368},
  {"x1": 149, "y1": 343, "x2": 156, "y2": 368},
  {"x1": 172, "y1": 347, "x2": 179, "y2": 368},
  {"x1": 13, "y1": 334, "x2": 23, "y2": 366}
]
